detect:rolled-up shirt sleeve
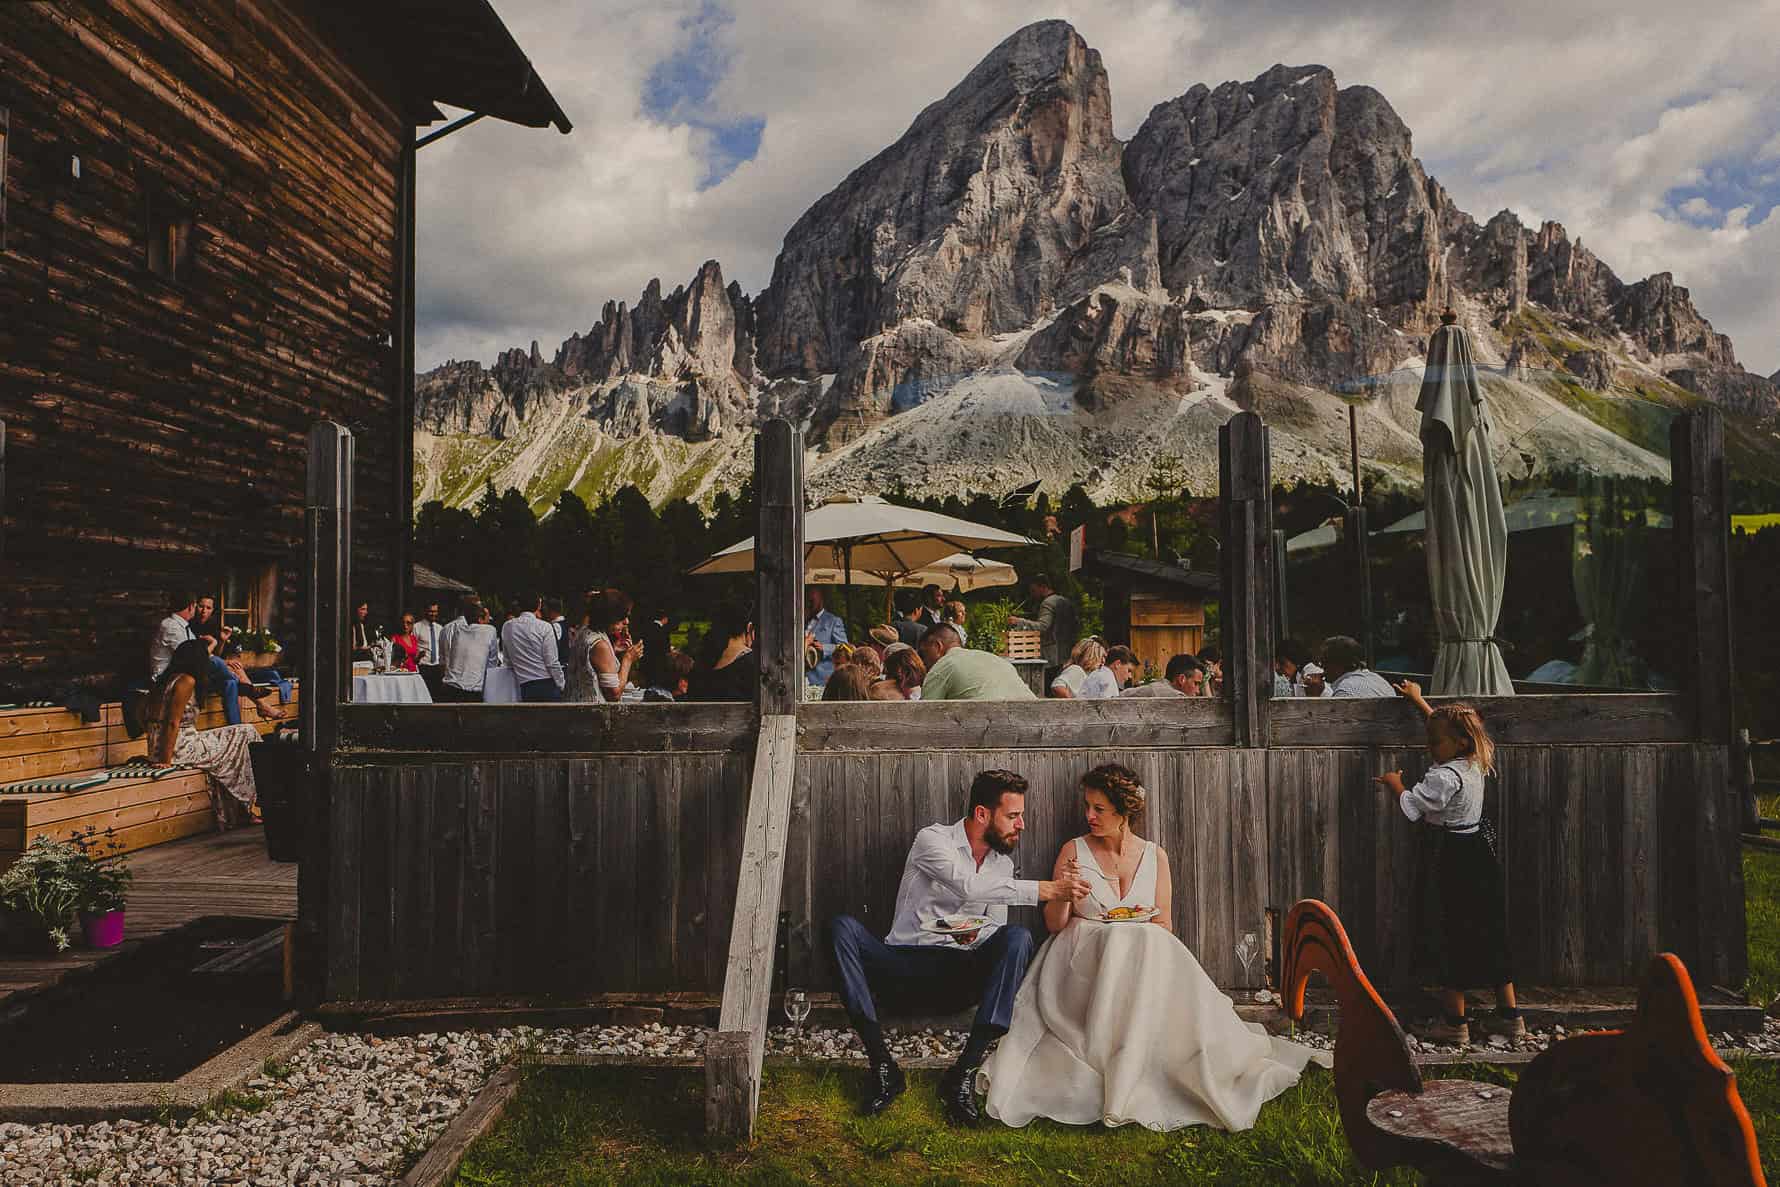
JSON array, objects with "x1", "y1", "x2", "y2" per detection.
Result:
[
  {"x1": 1399, "y1": 764, "x2": 1461, "y2": 822},
  {"x1": 907, "y1": 832, "x2": 1040, "y2": 906}
]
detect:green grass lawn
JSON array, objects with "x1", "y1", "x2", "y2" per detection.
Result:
[{"x1": 455, "y1": 848, "x2": 1780, "y2": 1185}]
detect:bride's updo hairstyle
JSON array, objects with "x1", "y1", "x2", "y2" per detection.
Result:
[{"x1": 1081, "y1": 763, "x2": 1146, "y2": 822}]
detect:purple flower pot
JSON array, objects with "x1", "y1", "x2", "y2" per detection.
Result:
[{"x1": 80, "y1": 909, "x2": 125, "y2": 949}]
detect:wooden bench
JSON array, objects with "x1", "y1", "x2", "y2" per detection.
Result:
[
  {"x1": 1281, "y1": 899, "x2": 1767, "y2": 1187},
  {"x1": 0, "y1": 686, "x2": 299, "y2": 866}
]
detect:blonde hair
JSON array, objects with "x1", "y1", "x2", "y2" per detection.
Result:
[
  {"x1": 1081, "y1": 762, "x2": 1147, "y2": 822},
  {"x1": 944, "y1": 600, "x2": 967, "y2": 626},
  {"x1": 1430, "y1": 702, "x2": 1495, "y2": 775},
  {"x1": 1070, "y1": 638, "x2": 1106, "y2": 672}
]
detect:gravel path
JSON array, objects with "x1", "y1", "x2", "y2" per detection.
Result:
[{"x1": 3, "y1": 1017, "x2": 1776, "y2": 1185}]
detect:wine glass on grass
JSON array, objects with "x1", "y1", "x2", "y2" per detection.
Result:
[{"x1": 784, "y1": 988, "x2": 810, "y2": 1042}]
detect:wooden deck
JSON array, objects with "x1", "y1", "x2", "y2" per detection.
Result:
[{"x1": 0, "y1": 828, "x2": 296, "y2": 1014}]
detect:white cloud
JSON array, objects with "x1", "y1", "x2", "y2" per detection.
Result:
[
  {"x1": 1678, "y1": 197, "x2": 1717, "y2": 219},
  {"x1": 418, "y1": 0, "x2": 1780, "y2": 377}
]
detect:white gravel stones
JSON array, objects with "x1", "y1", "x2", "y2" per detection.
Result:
[{"x1": 3, "y1": 1015, "x2": 1776, "y2": 1185}]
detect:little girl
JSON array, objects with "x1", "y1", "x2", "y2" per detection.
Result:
[{"x1": 1374, "y1": 679, "x2": 1523, "y2": 1046}]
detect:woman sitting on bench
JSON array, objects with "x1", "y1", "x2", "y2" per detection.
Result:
[{"x1": 146, "y1": 639, "x2": 258, "y2": 827}]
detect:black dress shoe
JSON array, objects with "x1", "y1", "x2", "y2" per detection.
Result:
[
  {"x1": 940, "y1": 1064, "x2": 983, "y2": 1126},
  {"x1": 861, "y1": 1058, "x2": 905, "y2": 1115}
]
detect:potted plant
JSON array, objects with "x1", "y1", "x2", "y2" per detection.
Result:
[
  {"x1": 0, "y1": 829, "x2": 132, "y2": 952},
  {"x1": 0, "y1": 835, "x2": 86, "y2": 953},
  {"x1": 231, "y1": 627, "x2": 284, "y2": 670},
  {"x1": 71, "y1": 826, "x2": 132, "y2": 948}
]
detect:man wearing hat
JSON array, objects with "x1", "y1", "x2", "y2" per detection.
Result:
[{"x1": 869, "y1": 624, "x2": 901, "y2": 654}]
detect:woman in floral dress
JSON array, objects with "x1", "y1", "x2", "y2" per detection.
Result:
[{"x1": 147, "y1": 640, "x2": 259, "y2": 826}]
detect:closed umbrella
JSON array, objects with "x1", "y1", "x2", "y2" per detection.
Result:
[{"x1": 1418, "y1": 311, "x2": 1514, "y2": 696}]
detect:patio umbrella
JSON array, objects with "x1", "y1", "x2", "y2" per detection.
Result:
[
  {"x1": 1418, "y1": 311, "x2": 1514, "y2": 696},
  {"x1": 806, "y1": 552, "x2": 1021, "y2": 621},
  {"x1": 689, "y1": 495, "x2": 1037, "y2": 629}
]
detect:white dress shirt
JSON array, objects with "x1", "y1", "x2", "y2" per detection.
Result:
[
  {"x1": 500, "y1": 611, "x2": 565, "y2": 688},
  {"x1": 416, "y1": 618, "x2": 445, "y2": 667},
  {"x1": 884, "y1": 820, "x2": 1039, "y2": 949},
  {"x1": 149, "y1": 614, "x2": 194, "y2": 679},
  {"x1": 442, "y1": 623, "x2": 499, "y2": 692}
]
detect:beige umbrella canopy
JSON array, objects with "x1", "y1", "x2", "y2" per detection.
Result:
[
  {"x1": 688, "y1": 496, "x2": 1036, "y2": 577},
  {"x1": 805, "y1": 552, "x2": 1019, "y2": 593},
  {"x1": 690, "y1": 495, "x2": 1037, "y2": 627}
]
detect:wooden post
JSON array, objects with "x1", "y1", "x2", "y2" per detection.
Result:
[
  {"x1": 706, "y1": 714, "x2": 798, "y2": 1138},
  {"x1": 1737, "y1": 729, "x2": 1759, "y2": 835},
  {"x1": 391, "y1": 135, "x2": 417, "y2": 619},
  {"x1": 754, "y1": 419, "x2": 804, "y2": 715},
  {"x1": 1671, "y1": 409, "x2": 1733, "y2": 743},
  {"x1": 1220, "y1": 411, "x2": 1274, "y2": 748},
  {"x1": 1345, "y1": 506, "x2": 1373, "y2": 665},
  {"x1": 0, "y1": 418, "x2": 7, "y2": 569},
  {"x1": 297, "y1": 421, "x2": 352, "y2": 1005}
]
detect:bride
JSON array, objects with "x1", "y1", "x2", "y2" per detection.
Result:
[{"x1": 981, "y1": 763, "x2": 1326, "y2": 1131}]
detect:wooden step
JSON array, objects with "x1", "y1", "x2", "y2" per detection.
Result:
[{"x1": 0, "y1": 772, "x2": 217, "y2": 849}]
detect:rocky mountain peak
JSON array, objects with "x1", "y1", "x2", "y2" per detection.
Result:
[{"x1": 754, "y1": 18, "x2": 1155, "y2": 397}]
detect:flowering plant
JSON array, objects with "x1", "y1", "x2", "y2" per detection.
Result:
[{"x1": 0, "y1": 829, "x2": 131, "y2": 950}]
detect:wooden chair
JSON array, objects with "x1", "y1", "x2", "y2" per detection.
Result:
[{"x1": 1281, "y1": 899, "x2": 1768, "y2": 1187}]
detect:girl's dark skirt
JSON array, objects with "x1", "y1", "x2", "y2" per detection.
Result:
[{"x1": 1433, "y1": 825, "x2": 1513, "y2": 989}]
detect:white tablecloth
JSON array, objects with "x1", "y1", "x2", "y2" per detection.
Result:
[
  {"x1": 482, "y1": 667, "x2": 519, "y2": 703},
  {"x1": 352, "y1": 672, "x2": 432, "y2": 704}
]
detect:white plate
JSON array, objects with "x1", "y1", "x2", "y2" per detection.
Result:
[
  {"x1": 1098, "y1": 907, "x2": 1160, "y2": 924},
  {"x1": 922, "y1": 915, "x2": 990, "y2": 935}
]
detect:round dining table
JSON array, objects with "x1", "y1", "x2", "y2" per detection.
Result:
[{"x1": 350, "y1": 671, "x2": 433, "y2": 704}]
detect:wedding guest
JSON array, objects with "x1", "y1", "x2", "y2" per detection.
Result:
[
  {"x1": 1196, "y1": 644, "x2": 1224, "y2": 697},
  {"x1": 387, "y1": 613, "x2": 421, "y2": 673},
  {"x1": 869, "y1": 623, "x2": 901, "y2": 658},
  {"x1": 690, "y1": 607, "x2": 756, "y2": 702},
  {"x1": 189, "y1": 594, "x2": 229, "y2": 655},
  {"x1": 1321, "y1": 635, "x2": 1395, "y2": 697},
  {"x1": 146, "y1": 640, "x2": 259, "y2": 827},
  {"x1": 1008, "y1": 576, "x2": 1078, "y2": 674},
  {"x1": 1105, "y1": 645, "x2": 1140, "y2": 693},
  {"x1": 1273, "y1": 638, "x2": 1307, "y2": 698},
  {"x1": 149, "y1": 593, "x2": 281, "y2": 725},
  {"x1": 587, "y1": 590, "x2": 644, "y2": 701},
  {"x1": 914, "y1": 584, "x2": 946, "y2": 630},
  {"x1": 804, "y1": 588, "x2": 848, "y2": 687},
  {"x1": 349, "y1": 601, "x2": 374, "y2": 662},
  {"x1": 1051, "y1": 638, "x2": 1115, "y2": 700},
  {"x1": 944, "y1": 600, "x2": 969, "y2": 635},
  {"x1": 895, "y1": 595, "x2": 926, "y2": 646},
  {"x1": 1122, "y1": 653, "x2": 1206, "y2": 697},
  {"x1": 849, "y1": 646, "x2": 884, "y2": 682},
  {"x1": 636, "y1": 607, "x2": 675, "y2": 691},
  {"x1": 647, "y1": 651, "x2": 696, "y2": 702},
  {"x1": 1299, "y1": 662, "x2": 1331, "y2": 698},
  {"x1": 499, "y1": 593, "x2": 565, "y2": 702},
  {"x1": 822, "y1": 665, "x2": 875, "y2": 702},
  {"x1": 415, "y1": 602, "x2": 447, "y2": 697},
  {"x1": 440, "y1": 605, "x2": 499, "y2": 702},
  {"x1": 918, "y1": 623, "x2": 1035, "y2": 701},
  {"x1": 879, "y1": 644, "x2": 926, "y2": 700}
]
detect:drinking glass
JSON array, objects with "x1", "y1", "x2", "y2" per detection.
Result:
[
  {"x1": 1236, "y1": 931, "x2": 1259, "y2": 984},
  {"x1": 783, "y1": 988, "x2": 810, "y2": 1035}
]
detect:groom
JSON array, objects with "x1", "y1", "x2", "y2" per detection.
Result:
[{"x1": 827, "y1": 769, "x2": 1091, "y2": 1124}]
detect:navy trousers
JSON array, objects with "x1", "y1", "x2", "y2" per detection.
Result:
[
  {"x1": 827, "y1": 914, "x2": 1034, "y2": 1034},
  {"x1": 519, "y1": 678, "x2": 562, "y2": 703}
]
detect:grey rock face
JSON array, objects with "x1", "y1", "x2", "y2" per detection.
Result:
[
  {"x1": 1015, "y1": 283, "x2": 1192, "y2": 404},
  {"x1": 754, "y1": 20, "x2": 1154, "y2": 379},
  {"x1": 1564, "y1": 349, "x2": 1615, "y2": 391}
]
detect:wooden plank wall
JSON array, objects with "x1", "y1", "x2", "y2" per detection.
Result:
[
  {"x1": 329, "y1": 752, "x2": 751, "y2": 1001},
  {"x1": 328, "y1": 734, "x2": 1741, "y2": 999},
  {"x1": 0, "y1": 0, "x2": 406, "y2": 691}
]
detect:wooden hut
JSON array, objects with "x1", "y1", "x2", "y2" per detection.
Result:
[
  {"x1": 1083, "y1": 549, "x2": 1218, "y2": 674},
  {"x1": 0, "y1": 0, "x2": 569, "y2": 695}
]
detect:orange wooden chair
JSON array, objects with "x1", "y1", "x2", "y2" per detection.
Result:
[{"x1": 1281, "y1": 899, "x2": 1767, "y2": 1187}]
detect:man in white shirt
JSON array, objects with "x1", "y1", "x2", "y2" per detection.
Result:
[
  {"x1": 441, "y1": 605, "x2": 499, "y2": 702},
  {"x1": 415, "y1": 602, "x2": 447, "y2": 699},
  {"x1": 499, "y1": 594, "x2": 565, "y2": 702},
  {"x1": 827, "y1": 770, "x2": 1090, "y2": 1125}
]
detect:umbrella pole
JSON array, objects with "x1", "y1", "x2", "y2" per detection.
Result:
[{"x1": 843, "y1": 544, "x2": 853, "y2": 645}]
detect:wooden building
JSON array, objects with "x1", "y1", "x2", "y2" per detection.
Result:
[
  {"x1": 0, "y1": 0, "x2": 569, "y2": 694},
  {"x1": 1083, "y1": 549, "x2": 1217, "y2": 674}
]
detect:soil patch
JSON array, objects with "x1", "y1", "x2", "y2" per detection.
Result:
[{"x1": 0, "y1": 916, "x2": 287, "y2": 1082}]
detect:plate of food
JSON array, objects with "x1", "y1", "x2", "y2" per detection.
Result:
[
  {"x1": 1100, "y1": 905, "x2": 1160, "y2": 923},
  {"x1": 922, "y1": 914, "x2": 991, "y2": 936}
]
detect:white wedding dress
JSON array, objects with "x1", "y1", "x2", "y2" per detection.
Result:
[{"x1": 982, "y1": 837, "x2": 1327, "y2": 1131}]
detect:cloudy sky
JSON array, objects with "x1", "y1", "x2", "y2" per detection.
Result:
[{"x1": 415, "y1": 0, "x2": 1780, "y2": 377}]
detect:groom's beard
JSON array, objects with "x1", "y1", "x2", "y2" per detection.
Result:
[{"x1": 985, "y1": 824, "x2": 1021, "y2": 855}]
